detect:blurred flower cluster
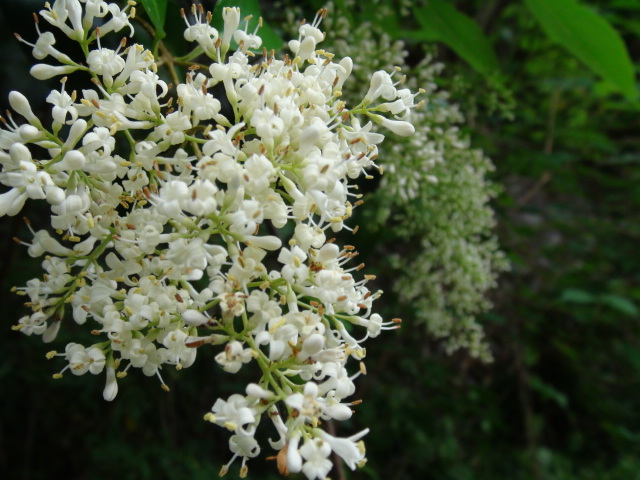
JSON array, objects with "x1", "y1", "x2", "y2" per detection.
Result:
[
  {"x1": 313, "y1": 0, "x2": 508, "y2": 361},
  {"x1": 1, "y1": 0, "x2": 422, "y2": 477}
]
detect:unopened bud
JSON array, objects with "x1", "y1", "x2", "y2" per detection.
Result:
[
  {"x1": 62, "y1": 150, "x2": 86, "y2": 170},
  {"x1": 381, "y1": 117, "x2": 415, "y2": 136},
  {"x1": 103, "y1": 367, "x2": 118, "y2": 401},
  {"x1": 9, "y1": 91, "x2": 41, "y2": 126},
  {"x1": 30, "y1": 64, "x2": 77, "y2": 80},
  {"x1": 18, "y1": 124, "x2": 42, "y2": 141},
  {"x1": 182, "y1": 309, "x2": 209, "y2": 327},
  {"x1": 244, "y1": 234, "x2": 282, "y2": 251}
]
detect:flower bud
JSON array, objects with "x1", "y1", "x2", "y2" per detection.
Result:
[
  {"x1": 30, "y1": 64, "x2": 77, "y2": 80},
  {"x1": 221, "y1": 7, "x2": 240, "y2": 49},
  {"x1": 370, "y1": 114, "x2": 415, "y2": 137},
  {"x1": 381, "y1": 117, "x2": 415, "y2": 136},
  {"x1": 63, "y1": 195, "x2": 85, "y2": 214},
  {"x1": 364, "y1": 71, "x2": 387, "y2": 103},
  {"x1": 182, "y1": 309, "x2": 209, "y2": 327},
  {"x1": 335, "y1": 57, "x2": 353, "y2": 90},
  {"x1": 246, "y1": 383, "x2": 273, "y2": 399},
  {"x1": 288, "y1": 39, "x2": 300, "y2": 54},
  {"x1": 9, "y1": 91, "x2": 41, "y2": 127},
  {"x1": 325, "y1": 403, "x2": 353, "y2": 421},
  {"x1": 0, "y1": 189, "x2": 27, "y2": 217},
  {"x1": 243, "y1": 234, "x2": 282, "y2": 251},
  {"x1": 43, "y1": 319, "x2": 61, "y2": 343},
  {"x1": 301, "y1": 333, "x2": 325, "y2": 357},
  {"x1": 299, "y1": 24, "x2": 324, "y2": 43},
  {"x1": 286, "y1": 436, "x2": 302, "y2": 473},
  {"x1": 9, "y1": 142, "x2": 32, "y2": 163},
  {"x1": 29, "y1": 230, "x2": 71, "y2": 257},
  {"x1": 64, "y1": 119, "x2": 88, "y2": 149},
  {"x1": 296, "y1": 36, "x2": 316, "y2": 62},
  {"x1": 19, "y1": 125, "x2": 42, "y2": 141},
  {"x1": 103, "y1": 366, "x2": 118, "y2": 401},
  {"x1": 45, "y1": 185, "x2": 65, "y2": 206},
  {"x1": 62, "y1": 150, "x2": 86, "y2": 170}
]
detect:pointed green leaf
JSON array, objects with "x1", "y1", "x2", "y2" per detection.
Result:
[
  {"x1": 524, "y1": 0, "x2": 636, "y2": 100},
  {"x1": 413, "y1": 0, "x2": 499, "y2": 76},
  {"x1": 599, "y1": 294, "x2": 639, "y2": 316},
  {"x1": 560, "y1": 288, "x2": 595, "y2": 304},
  {"x1": 138, "y1": 0, "x2": 168, "y2": 40},
  {"x1": 529, "y1": 375, "x2": 569, "y2": 408}
]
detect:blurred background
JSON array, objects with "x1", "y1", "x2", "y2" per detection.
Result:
[{"x1": 1, "y1": 0, "x2": 640, "y2": 479}]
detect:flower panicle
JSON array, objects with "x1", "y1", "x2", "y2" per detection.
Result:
[{"x1": 1, "y1": 1, "x2": 422, "y2": 478}]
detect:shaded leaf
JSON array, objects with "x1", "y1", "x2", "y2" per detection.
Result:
[
  {"x1": 529, "y1": 375, "x2": 569, "y2": 408},
  {"x1": 599, "y1": 294, "x2": 639, "y2": 316},
  {"x1": 413, "y1": 0, "x2": 499, "y2": 76},
  {"x1": 139, "y1": 0, "x2": 168, "y2": 40},
  {"x1": 560, "y1": 288, "x2": 595, "y2": 304},
  {"x1": 524, "y1": 0, "x2": 636, "y2": 100}
]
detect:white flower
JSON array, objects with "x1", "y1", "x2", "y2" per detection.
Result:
[
  {"x1": 285, "y1": 382, "x2": 325, "y2": 425},
  {"x1": 300, "y1": 437, "x2": 332, "y2": 480},
  {"x1": 318, "y1": 428, "x2": 369, "y2": 470},
  {"x1": 99, "y1": 2, "x2": 136, "y2": 37},
  {"x1": 46, "y1": 80, "x2": 78, "y2": 127},
  {"x1": 183, "y1": 6, "x2": 219, "y2": 58},
  {"x1": 278, "y1": 245, "x2": 309, "y2": 283},
  {"x1": 220, "y1": 433, "x2": 260, "y2": 477},
  {"x1": 364, "y1": 70, "x2": 397, "y2": 104},
  {"x1": 178, "y1": 73, "x2": 221, "y2": 124},
  {"x1": 66, "y1": 344, "x2": 106, "y2": 375},
  {"x1": 209, "y1": 393, "x2": 259, "y2": 436},
  {"x1": 183, "y1": 179, "x2": 218, "y2": 216},
  {"x1": 2, "y1": 2, "x2": 423, "y2": 476},
  {"x1": 40, "y1": 0, "x2": 85, "y2": 41},
  {"x1": 161, "y1": 328, "x2": 197, "y2": 369},
  {"x1": 87, "y1": 47, "x2": 125, "y2": 87},
  {"x1": 215, "y1": 340, "x2": 254, "y2": 373},
  {"x1": 154, "y1": 111, "x2": 192, "y2": 144},
  {"x1": 15, "y1": 312, "x2": 47, "y2": 336}
]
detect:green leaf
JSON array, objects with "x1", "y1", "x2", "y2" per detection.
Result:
[
  {"x1": 139, "y1": 0, "x2": 168, "y2": 40},
  {"x1": 529, "y1": 375, "x2": 569, "y2": 408},
  {"x1": 560, "y1": 288, "x2": 595, "y2": 304},
  {"x1": 412, "y1": 0, "x2": 499, "y2": 76},
  {"x1": 599, "y1": 294, "x2": 639, "y2": 316},
  {"x1": 212, "y1": 0, "x2": 283, "y2": 51},
  {"x1": 524, "y1": 0, "x2": 636, "y2": 101}
]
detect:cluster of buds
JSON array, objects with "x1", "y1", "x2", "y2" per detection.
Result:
[{"x1": 2, "y1": 1, "x2": 420, "y2": 477}]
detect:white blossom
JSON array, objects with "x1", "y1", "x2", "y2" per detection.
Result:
[{"x1": 1, "y1": 3, "x2": 423, "y2": 478}]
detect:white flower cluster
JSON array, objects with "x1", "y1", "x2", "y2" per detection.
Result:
[
  {"x1": 2, "y1": 1, "x2": 420, "y2": 478},
  {"x1": 316, "y1": 2, "x2": 508, "y2": 361}
]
